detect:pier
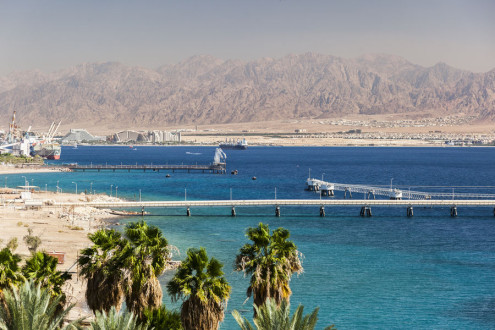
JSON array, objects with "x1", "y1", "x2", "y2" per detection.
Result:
[
  {"x1": 39, "y1": 199, "x2": 495, "y2": 218},
  {"x1": 61, "y1": 147, "x2": 228, "y2": 174},
  {"x1": 305, "y1": 178, "x2": 495, "y2": 200},
  {"x1": 61, "y1": 163, "x2": 226, "y2": 174}
]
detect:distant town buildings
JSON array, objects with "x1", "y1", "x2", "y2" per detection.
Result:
[
  {"x1": 61, "y1": 129, "x2": 105, "y2": 143},
  {"x1": 110, "y1": 130, "x2": 181, "y2": 143}
]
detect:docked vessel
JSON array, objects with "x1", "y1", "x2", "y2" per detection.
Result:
[
  {"x1": 30, "y1": 122, "x2": 62, "y2": 160},
  {"x1": 32, "y1": 143, "x2": 61, "y2": 160},
  {"x1": 219, "y1": 138, "x2": 248, "y2": 150}
]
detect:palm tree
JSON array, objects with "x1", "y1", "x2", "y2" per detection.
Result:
[
  {"x1": 234, "y1": 223, "x2": 303, "y2": 312},
  {"x1": 78, "y1": 229, "x2": 127, "y2": 313},
  {"x1": 141, "y1": 306, "x2": 182, "y2": 330},
  {"x1": 123, "y1": 221, "x2": 170, "y2": 319},
  {"x1": 91, "y1": 306, "x2": 147, "y2": 330},
  {"x1": 167, "y1": 247, "x2": 231, "y2": 330},
  {"x1": 232, "y1": 298, "x2": 335, "y2": 330},
  {"x1": 0, "y1": 280, "x2": 83, "y2": 330},
  {"x1": 0, "y1": 247, "x2": 24, "y2": 312},
  {"x1": 22, "y1": 251, "x2": 71, "y2": 299}
]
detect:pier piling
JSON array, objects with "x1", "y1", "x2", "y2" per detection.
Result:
[
  {"x1": 360, "y1": 206, "x2": 372, "y2": 217},
  {"x1": 319, "y1": 205, "x2": 325, "y2": 217},
  {"x1": 450, "y1": 206, "x2": 457, "y2": 217},
  {"x1": 186, "y1": 207, "x2": 191, "y2": 217},
  {"x1": 407, "y1": 206, "x2": 413, "y2": 217},
  {"x1": 231, "y1": 206, "x2": 236, "y2": 217},
  {"x1": 275, "y1": 206, "x2": 280, "y2": 217}
]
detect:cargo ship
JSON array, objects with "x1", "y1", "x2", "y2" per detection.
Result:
[
  {"x1": 219, "y1": 138, "x2": 248, "y2": 150},
  {"x1": 30, "y1": 122, "x2": 62, "y2": 160},
  {"x1": 31, "y1": 142, "x2": 61, "y2": 160}
]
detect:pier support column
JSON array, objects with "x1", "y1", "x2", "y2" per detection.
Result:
[
  {"x1": 450, "y1": 206, "x2": 457, "y2": 217},
  {"x1": 231, "y1": 206, "x2": 236, "y2": 217},
  {"x1": 186, "y1": 207, "x2": 191, "y2": 217},
  {"x1": 406, "y1": 206, "x2": 414, "y2": 217},
  {"x1": 319, "y1": 205, "x2": 325, "y2": 217},
  {"x1": 360, "y1": 206, "x2": 372, "y2": 217},
  {"x1": 345, "y1": 189, "x2": 352, "y2": 199},
  {"x1": 275, "y1": 206, "x2": 280, "y2": 217},
  {"x1": 329, "y1": 190, "x2": 334, "y2": 196},
  {"x1": 321, "y1": 190, "x2": 328, "y2": 196}
]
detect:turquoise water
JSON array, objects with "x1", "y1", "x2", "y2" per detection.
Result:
[{"x1": 7, "y1": 146, "x2": 495, "y2": 329}]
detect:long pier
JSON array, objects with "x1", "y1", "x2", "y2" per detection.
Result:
[
  {"x1": 306, "y1": 178, "x2": 495, "y2": 200},
  {"x1": 40, "y1": 199, "x2": 495, "y2": 218},
  {"x1": 61, "y1": 163, "x2": 226, "y2": 174}
]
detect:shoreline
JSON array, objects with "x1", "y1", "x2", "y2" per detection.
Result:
[
  {"x1": 0, "y1": 188, "x2": 122, "y2": 320},
  {"x1": 0, "y1": 164, "x2": 69, "y2": 175}
]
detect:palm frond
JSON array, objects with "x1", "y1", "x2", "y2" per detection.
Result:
[{"x1": 0, "y1": 280, "x2": 84, "y2": 330}]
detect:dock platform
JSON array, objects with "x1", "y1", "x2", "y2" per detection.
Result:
[{"x1": 61, "y1": 163, "x2": 226, "y2": 174}]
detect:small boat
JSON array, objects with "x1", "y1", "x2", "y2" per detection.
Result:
[
  {"x1": 231, "y1": 170, "x2": 238, "y2": 175},
  {"x1": 252, "y1": 176, "x2": 257, "y2": 180},
  {"x1": 166, "y1": 174, "x2": 171, "y2": 178}
]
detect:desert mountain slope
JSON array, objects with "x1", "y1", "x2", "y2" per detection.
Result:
[{"x1": 0, "y1": 53, "x2": 493, "y2": 129}]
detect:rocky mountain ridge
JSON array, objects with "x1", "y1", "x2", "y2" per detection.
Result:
[{"x1": 0, "y1": 53, "x2": 494, "y2": 129}]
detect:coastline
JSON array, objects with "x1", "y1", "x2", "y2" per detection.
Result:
[
  {"x1": 0, "y1": 164, "x2": 69, "y2": 175},
  {"x1": 0, "y1": 188, "x2": 121, "y2": 320}
]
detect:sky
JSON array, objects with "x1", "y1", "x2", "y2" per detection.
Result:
[{"x1": 0, "y1": 0, "x2": 494, "y2": 75}]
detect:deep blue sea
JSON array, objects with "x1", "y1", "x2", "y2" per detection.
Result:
[{"x1": 6, "y1": 146, "x2": 495, "y2": 329}]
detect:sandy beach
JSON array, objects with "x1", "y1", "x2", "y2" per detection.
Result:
[
  {"x1": 0, "y1": 164, "x2": 68, "y2": 175},
  {"x1": 0, "y1": 186, "x2": 121, "y2": 320}
]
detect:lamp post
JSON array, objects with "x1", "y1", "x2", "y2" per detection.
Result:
[
  {"x1": 72, "y1": 182, "x2": 77, "y2": 195},
  {"x1": 139, "y1": 189, "x2": 141, "y2": 202},
  {"x1": 110, "y1": 184, "x2": 113, "y2": 197},
  {"x1": 390, "y1": 178, "x2": 394, "y2": 190},
  {"x1": 21, "y1": 176, "x2": 27, "y2": 186},
  {"x1": 56, "y1": 180, "x2": 59, "y2": 193},
  {"x1": 322, "y1": 173, "x2": 325, "y2": 181},
  {"x1": 4, "y1": 177, "x2": 7, "y2": 188},
  {"x1": 90, "y1": 182, "x2": 93, "y2": 194},
  {"x1": 115, "y1": 186, "x2": 118, "y2": 198}
]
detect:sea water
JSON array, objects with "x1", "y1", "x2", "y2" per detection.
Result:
[{"x1": 7, "y1": 146, "x2": 495, "y2": 329}]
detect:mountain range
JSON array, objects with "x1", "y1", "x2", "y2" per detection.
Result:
[{"x1": 0, "y1": 53, "x2": 494, "y2": 130}]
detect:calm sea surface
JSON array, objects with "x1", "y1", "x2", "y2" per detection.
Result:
[{"x1": 7, "y1": 146, "x2": 495, "y2": 329}]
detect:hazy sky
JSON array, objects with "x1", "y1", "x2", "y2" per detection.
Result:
[{"x1": 1, "y1": 0, "x2": 494, "y2": 75}]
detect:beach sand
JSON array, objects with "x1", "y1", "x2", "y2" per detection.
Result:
[
  {"x1": 0, "y1": 187, "x2": 121, "y2": 321},
  {"x1": 0, "y1": 164, "x2": 68, "y2": 175}
]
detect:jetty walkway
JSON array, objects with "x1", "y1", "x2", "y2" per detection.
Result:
[
  {"x1": 56, "y1": 163, "x2": 226, "y2": 174},
  {"x1": 41, "y1": 199, "x2": 495, "y2": 217},
  {"x1": 306, "y1": 178, "x2": 495, "y2": 200}
]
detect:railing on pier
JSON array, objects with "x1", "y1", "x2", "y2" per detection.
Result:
[
  {"x1": 37, "y1": 198, "x2": 495, "y2": 218},
  {"x1": 60, "y1": 163, "x2": 226, "y2": 173},
  {"x1": 306, "y1": 179, "x2": 495, "y2": 200}
]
